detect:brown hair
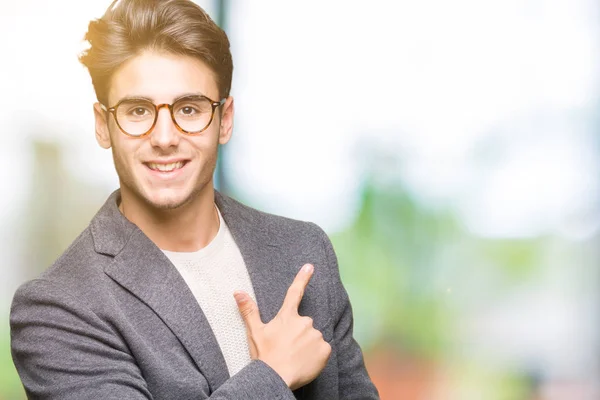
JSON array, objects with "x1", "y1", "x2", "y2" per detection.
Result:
[{"x1": 79, "y1": 0, "x2": 233, "y2": 106}]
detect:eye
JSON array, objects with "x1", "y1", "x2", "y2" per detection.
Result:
[
  {"x1": 180, "y1": 106, "x2": 197, "y2": 115},
  {"x1": 122, "y1": 104, "x2": 153, "y2": 118},
  {"x1": 174, "y1": 98, "x2": 212, "y2": 118},
  {"x1": 132, "y1": 107, "x2": 149, "y2": 116}
]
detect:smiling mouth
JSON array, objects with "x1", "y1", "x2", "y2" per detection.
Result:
[{"x1": 145, "y1": 161, "x2": 187, "y2": 172}]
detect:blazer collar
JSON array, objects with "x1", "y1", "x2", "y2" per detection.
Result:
[
  {"x1": 91, "y1": 189, "x2": 287, "y2": 392},
  {"x1": 90, "y1": 189, "x2": 279, "y2": 256}
]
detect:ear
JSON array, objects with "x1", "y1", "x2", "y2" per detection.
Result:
[
  {"x1": 93, "y1": 102, "x2": 112, "y2": 149},
  {"x1": 218, "y1": 96, "x2": 234, "y2": 145}
]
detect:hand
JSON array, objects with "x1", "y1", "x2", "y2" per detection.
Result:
[{"x1": 234, "y1": 263, "x2": 331, "y2": 390}]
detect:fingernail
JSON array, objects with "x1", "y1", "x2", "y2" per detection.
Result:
[
  {"x1": 303, "y1": 264, "x2": 314, "y2": 273},
  {"x1": 233, "y1": 291, "x2": 247, "y2": 304}
]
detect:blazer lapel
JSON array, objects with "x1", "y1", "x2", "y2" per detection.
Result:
[{"x1": 94, "y1": 191, "x2": 229, "y2": 392}]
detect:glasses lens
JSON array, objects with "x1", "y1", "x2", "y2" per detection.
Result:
[
  {"x1": 172, "y1": 97, "x2": 214, "y2": 133},
  {"x1": 115, "y1": 100, "x2": 155, "y2": 136}
]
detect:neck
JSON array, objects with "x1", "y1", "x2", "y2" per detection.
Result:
[{"x1": 118, "y1": 184, "x2": 219, "y2": 252}]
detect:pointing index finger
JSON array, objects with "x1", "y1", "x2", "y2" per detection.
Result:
[{"x1": 281, "y1": 264, "x2": 314, "y2": 313}]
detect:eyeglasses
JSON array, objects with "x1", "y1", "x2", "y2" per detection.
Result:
[{"x1": 100, "y1": 95, "x2": 226, "y2": 138}]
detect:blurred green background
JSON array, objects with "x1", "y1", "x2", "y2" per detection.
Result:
[{"x1": 1, "y1": 1, "x2": 599, "y2": 399}]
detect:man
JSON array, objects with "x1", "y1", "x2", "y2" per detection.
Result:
[{"x1": 10, "y1": 0, "x2": 379, "y2": 399}]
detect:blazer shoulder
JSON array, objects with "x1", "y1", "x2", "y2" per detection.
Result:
[{"x1": 222, "y1": 193, "x2": 327, "y2": 245}]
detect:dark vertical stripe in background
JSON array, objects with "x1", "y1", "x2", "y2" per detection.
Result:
[{"x1": 214, "y1": 0, "x2": 229, "y2": 195}]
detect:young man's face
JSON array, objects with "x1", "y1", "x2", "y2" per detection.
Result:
[{"x1": 93, "y1": 51, "x2": 233, "y2": 211}]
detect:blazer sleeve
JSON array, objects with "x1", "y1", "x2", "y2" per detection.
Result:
[
  {"x1": 314, "y1": 225, "x2": 380, "y2": 399},
  {"x1": 10, "y1": 279, "x2": 295, "y2": 400}
]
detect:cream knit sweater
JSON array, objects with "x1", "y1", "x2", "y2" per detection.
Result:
[{"x1": 162, "y1": 205, "x2": 257, "y2": 377}]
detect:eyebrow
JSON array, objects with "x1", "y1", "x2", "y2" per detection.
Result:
[
  {"x1": 173, "y1": 93, "x2": 210, "y2": 103},
  {"x1": 114, "y1": 92, "x2": 210, "y2": 105}
]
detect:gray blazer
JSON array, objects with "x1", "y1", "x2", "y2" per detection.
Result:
[{"x1": 10, "y1": 190, "x2": 379, "y2": 399}]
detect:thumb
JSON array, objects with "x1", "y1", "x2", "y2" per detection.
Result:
[{"x1": 234, "y1": 291, "x2": 262, "y2": 331}]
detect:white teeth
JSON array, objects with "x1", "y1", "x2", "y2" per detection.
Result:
[{"x1": 147, "y1": 161, "x2": 184, "y2": 172}]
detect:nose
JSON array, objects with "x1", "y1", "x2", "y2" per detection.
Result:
[{"x1": 149, "y1": 104, "x2": 180, "y2": 149}]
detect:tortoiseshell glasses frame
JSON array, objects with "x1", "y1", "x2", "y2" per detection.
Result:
[{"x1": 99, "y1": 95, "x2": 226, "y2": 138}]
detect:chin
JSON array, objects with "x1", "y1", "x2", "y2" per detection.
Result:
[
  {"x1": 148, "y1": 199, "x2": 188, "y2": 210},
  {"x1": 144, "y1": 191, "x2": 193, "y2": 210},
  {"x1": 142, "y1": 181, "x2": 210, "y2": 211}
]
